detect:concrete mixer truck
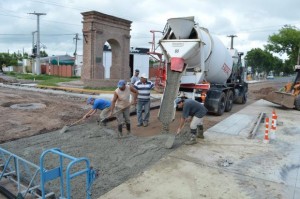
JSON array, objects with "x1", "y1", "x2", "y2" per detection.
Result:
[{"x1": 157, "y1": 16, "x2": 248, "y2": 131}]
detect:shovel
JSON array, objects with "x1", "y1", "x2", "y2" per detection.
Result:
[
  {"x1": 100, "y1": 105, "x2": 132, "y2": 123},
  {"x1": 60, "y1": 117, "x2": 85, "y2": 134}
]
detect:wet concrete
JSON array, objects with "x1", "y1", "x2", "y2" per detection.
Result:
[
  {"x1": 0, "y1": 82, "x2": 176, "y2": 199},
  {"x1": 0, "y1": 78, "x2": 294, "y2": 198},
  {"x1": 0, "y1": 122, "x2": 190, "y2": 198},
  {"x1": 99, "y1": 100, "x2": 300, "y2": 199}
]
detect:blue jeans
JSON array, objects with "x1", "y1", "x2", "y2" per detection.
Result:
[{"x1": 137, "y1": 100, "x2": 150, "y2": 125}]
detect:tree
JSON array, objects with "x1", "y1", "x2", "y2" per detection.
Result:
[
  {"x1": 40, "y1": 50, "x2": 48, "y2": 57},
  {"x1": 272, "y1": 56, "x2": 284, "y2": 75},
  {"x1": 245, "y1": 48, "x2": 265, "y2": 74},
  {"x1": 0, "y1": 53, "x2": 18, "y2": 72},
  {"x1": 23, "y1": 52, "x2": 29, "y2": 59},
  {"x1": 245, "y1": 48, "x2": 280, "y2": 75},
  {"x1": 265, "y1": 25, "x2": 300, "y2": 74}
]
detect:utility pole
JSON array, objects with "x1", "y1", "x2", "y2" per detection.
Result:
[
  {"x1": 73, "y1": 33, "x2": 80, "y2": 57},
  {"x1": 32, "y1": 31, "x2": 37, "y2": 53},
  {"x1": 28, "y1": 12, "x2": 46, "y2": 75},
  {"x1": 31, "y1": 31, "x2": 37, "y2": 74},
  {"x1": 227, "y1": 35, "x2": 237, "y2": 49},
  {"x1": 73, "y1": 33, "x2": 80, "y2": 76}
]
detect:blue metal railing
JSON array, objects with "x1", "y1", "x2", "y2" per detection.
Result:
[
  {"x1": 40, "y1": 148, "x2": 98, "y2": 199},
  {"x1": 0, "y1": 147, "x2": 43, "y2": 198},
  {"x1": 0, "y1": 147, "x2": 98, "y2": 198}
]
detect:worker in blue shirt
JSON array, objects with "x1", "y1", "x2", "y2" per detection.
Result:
[{"x1": 83, "y1": 97, "x2": 111, "y2": 126}]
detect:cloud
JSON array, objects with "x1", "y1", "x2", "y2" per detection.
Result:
[{"x1": 0, "y1": 0, "x2": 299, "y2": 57}]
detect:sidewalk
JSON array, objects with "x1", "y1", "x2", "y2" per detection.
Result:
[{"x1": 99, "y1": 100, "x2": 300, "y2": 199}]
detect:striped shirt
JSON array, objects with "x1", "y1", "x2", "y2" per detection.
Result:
[{"x1": 134, "y1": 80, "x2": 154, "y2": 101}]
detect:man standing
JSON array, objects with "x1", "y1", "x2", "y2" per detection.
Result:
[
  {"x1": 176, "y1": 98, "x2": 207, "y2": 145},
  {"x1": 131, "y1": 69, "x2": 140, "y2": 85},
  {"x1": 83, "y1": 97, "x2": 111, "y2": 126},
  {"x1": 134, "y1": 73, "x2": 154, "y2": 127},
  {"x1": 110, "y1": 80, "x2": 138, "y2": 137}
]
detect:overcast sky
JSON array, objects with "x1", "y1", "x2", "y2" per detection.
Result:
[{"x1": 0, "y1": 0, "x2": 299, "y2": 58}]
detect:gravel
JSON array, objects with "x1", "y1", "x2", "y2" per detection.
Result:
[{"x1": 1, "y1": 121, "x2": 189, "y2": 198}]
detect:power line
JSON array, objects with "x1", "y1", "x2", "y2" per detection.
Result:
[
  {"x1": 29, "y1": 0, "x2": 84, "y2": 11},
  {"x1": 0, "y1": 34, "x2": 31, "y2": 36}
]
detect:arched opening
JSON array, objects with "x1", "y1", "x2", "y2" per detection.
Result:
[
  {"x1": 103, "y1": 42, "x2": 111, "y2": 79},
  {"x1": 81, "y1": 11, "x2": 132, "y2": 88},
  {"x1": 108, "y1": 39, "x2": 122, "y2": 80},
  {"x1": 102, "y1": 40, "x2": 121, "y2": 79}
]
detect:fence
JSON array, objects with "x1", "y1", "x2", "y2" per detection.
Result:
[{"x1": 41, "y1": 64, "x2": 75, "y2": 77}]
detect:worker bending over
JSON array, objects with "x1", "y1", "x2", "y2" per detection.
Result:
[
  {"x1": 83, "y1": 97, "x2": 111, "y2": 126},
  {"x1": 175, "y1": 98, "x2": 207, "y2": 145}
]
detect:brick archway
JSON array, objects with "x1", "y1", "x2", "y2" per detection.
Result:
[{"x1": 81, "y1": 11, "x2": 132, "y2": 88}]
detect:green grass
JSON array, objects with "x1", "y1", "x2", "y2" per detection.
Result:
[
  {"x1": 83, "y1": 86, "x2": 115, "y2": 91},
  {"x1": 5, "y1": 72, "x2": 80, "y2": 86}
]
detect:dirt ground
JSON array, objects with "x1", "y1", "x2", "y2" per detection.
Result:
[{"x1": 0, "y1": 75, "x2": 291, "y2": 198}]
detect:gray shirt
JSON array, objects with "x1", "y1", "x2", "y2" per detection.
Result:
[
  {"x1": 182, "y1": 99, "x2": 208, "y2": 119},
  {"x1": 131, "y1": 76, "x2": 139, "y2": 84}
]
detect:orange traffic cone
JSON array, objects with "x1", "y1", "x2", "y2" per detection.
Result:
[
  {"x1": 270, "y1": 110, "x2": 277, "y2": 139},
  {"x1": 272, "y1": 109, "x2": 277, "y2": 117},
  {"x1": 263, "y1": 117, "x2": 270, "y2": 144}
]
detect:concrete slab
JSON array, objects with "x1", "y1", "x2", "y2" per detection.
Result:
[
  {"x1": 207, "y1": 113, "x2": 254, "y2": 136},
  {"x1": 98, "y1": 100, "x2": 300, "y2": 199},
  {"x1": 100, "y1": 156, "x2": 300, "y2": 199}
]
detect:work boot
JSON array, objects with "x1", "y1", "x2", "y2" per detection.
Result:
[
  {"x1": 185, "y1": 135, "x2": 197, "y2": 145},
  {"x1": 117, "y1": 124, "x2": 123, "y2": 137},
  {"x1": 196, "y1": 125, "x2": 204, "y2": 139},
  {"x1": 100, "y1": 119, "x2": 107, "y2": 127},
  {"x1": 185, "y1": 129, "x2": 197, "y2": 145},
  {"x1": 143, "y1": 121, "x2": 148, "y2": 127},
  {"x1": 126, "y1": 123, "x2": 131, "y2": 135}
]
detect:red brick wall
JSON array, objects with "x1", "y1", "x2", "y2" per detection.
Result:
[{"x1": 41, "y1": 64, "x2": 74, "y2": 77}]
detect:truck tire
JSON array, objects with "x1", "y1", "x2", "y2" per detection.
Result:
[
  {"x1": 225, "y1": 90, "x2": 233, "y2": 112},
  {"x1": 295, "y1": 95, "x2": 300, "y2": 111},
  {"x1": 241, "y1": 92, "x2": 247, "y2": 104},
  {"x1": 235, "y1": 92, "x2": 247, "y2": 104},
  {"x1": 216, "y1": 92, "x2": 226, "y2": 116}
]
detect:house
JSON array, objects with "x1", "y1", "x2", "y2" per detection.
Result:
[{"x1": 75, "y1": 46, "x2": 149, "y2": 78}]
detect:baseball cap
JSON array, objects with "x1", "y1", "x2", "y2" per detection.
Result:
[
  {"x1": 140, "y1": 73, "x2": 147, "y2": 78},
  {"x1": 135, "y1": 69, "x2": 140, "y2": 72},
  {"x1": 174, "y1": 98, "x2": 184, "y2": 108},
  {"x1": 87, "y1": 97, "x2": 94, "y2": 104},
  {"x1": 117, "y1": 80, "x2": 126, "y2": 88}
]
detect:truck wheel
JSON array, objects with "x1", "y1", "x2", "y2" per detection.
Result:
[
  {"x1": 235, "y1": 92, "x2": 247, "y2": 104},
  {"x1": 216, "y1": 92, "x2": 226, "y2": 116},
  {"x1": 295, "y1": 95, "x2": 300, "y2": 111},
  {"x1": 241, "y1": 92, "x2": 247, "y2": 104},
  {"x1": 225, "y1": 90, "x2": 233, "y2": 112}
]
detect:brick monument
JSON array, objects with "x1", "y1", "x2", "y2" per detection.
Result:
[{"x1": 81, "y1": 11, "x2": 132, "y2": 87}]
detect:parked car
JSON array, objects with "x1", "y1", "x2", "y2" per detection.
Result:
[{"x1": 267, "y1": 75, "x2": 274, "y2": 79}]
